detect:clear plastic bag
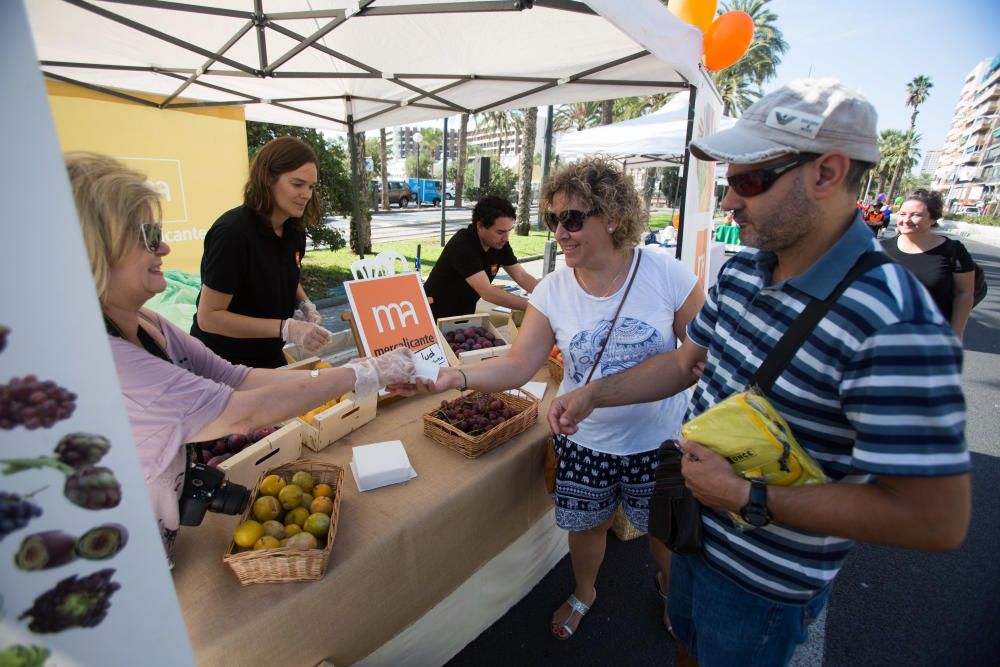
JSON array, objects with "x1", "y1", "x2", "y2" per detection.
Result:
[{"x1": 681, "y1": 386, "x2": 827, "y2": 526}]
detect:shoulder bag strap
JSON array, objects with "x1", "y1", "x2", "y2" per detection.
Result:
[
  {"x1": 750, "y1": 252, "x2": 891, "y2": 393},
  {"x1": 583, "y1": 249, "x2": 643, "y2": 385}
]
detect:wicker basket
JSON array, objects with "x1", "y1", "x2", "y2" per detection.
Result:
[
  {"x1": 610, "y1": 504, "x2": 645, "y2": 541},
  {"x1": 546, "y1": 356, "x2": 564, "y2": 382},
  {"x1": 423, "y1": 389, "x2": 539, "y2": 459},
  {"x1": 223, "y1": 459, "x2": 343, "y2": 585}
]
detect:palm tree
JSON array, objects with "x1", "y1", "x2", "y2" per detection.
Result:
[
  {"x1": 875, "y1": 129, "x2": 908, "y2": 195},
  {"x1": 886, "y1": 76, "x2": 932, "y2": 201},
  {"x1": 600, "y1": 99, "x2": 614, "y2": 125},
  {"x1": 516, "y1": 107, "x2": 538, "y2": 235},
  {"x1": 905, "y1": 75, "x2": 933, "y2": 133},
  {"x1": 552, "y1": 101, "x2": 601, "y2": 133},
  {"x1": 887, "y1": 130, "x2": 922, "y2": 201},
  {"x1": 477, "y1": 109, "x2": 521, "y2": 158},
  {"x1": 712, "y1": 66, "x2": 762, "y2": 116}
]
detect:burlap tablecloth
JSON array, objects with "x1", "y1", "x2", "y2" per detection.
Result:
[{"x1": 172, "y1": 372, "x2": 556, "y2": 666}]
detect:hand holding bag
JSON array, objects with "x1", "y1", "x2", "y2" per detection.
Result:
[{"x1": 544, "y1": 251, "x2": 643, "y2": 494}]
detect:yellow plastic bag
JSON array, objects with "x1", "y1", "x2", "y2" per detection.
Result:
[{"x1": 681, "y1": 387, "x2": 827, "y2": 524}]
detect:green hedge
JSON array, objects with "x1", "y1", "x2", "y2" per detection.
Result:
[{"x1": 946, "y1": 214, "x2": 1000, "y2": 226}]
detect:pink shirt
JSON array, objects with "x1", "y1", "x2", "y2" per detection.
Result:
[{"x1": 108, "y1": 311, "x2": 250, "y2": 559}]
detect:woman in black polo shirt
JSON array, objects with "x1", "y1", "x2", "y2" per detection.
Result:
[{"x1": 191, "y1": 137, "x2": 331, "y2": 367}]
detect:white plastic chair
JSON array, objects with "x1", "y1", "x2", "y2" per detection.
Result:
[
  {"x1": 350, "y1": 258, "x2": 383, "y2": 280},
  {"x1": 375, "y1": 251, "x2": 409, "y2": 275}
]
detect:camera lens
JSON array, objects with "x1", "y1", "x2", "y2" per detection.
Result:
[{"x1": 210, "y1": 480, "x2": 250, "y2": 516}]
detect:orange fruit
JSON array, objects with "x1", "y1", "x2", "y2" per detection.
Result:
[
  {"x1": 252, "y1": 495, "x2": 282, "y2": 522},
  {"x1": 253, "y1": 535, "x2": 281, "y2": 551},
  {"x1": 285, "y1": 532, "x2": 319, "y2": 550},
  {"x1": 259, "y1": 474, "x2": 286, "y2": 497},
  {"x1": 284, "y1": 506, "x2": 309, "y2": 527},
  {"x1": 313, "y1": 483, "x2": 334, "y2": 498},
  {"x1": 303, "y1": 512, "x2": 331, "y2": 539},
  {"x1": 283, "y1": 524, "x2": 302, "y2": 538},
  {"x1": 291, "y1": 471, "x2": 315, "y2": 494},
  {"x1": 233, "y1": 520, "x2": 264, "y2": 549},
  {"x1": 310, "y1": 496, "x2": 334, "y2": 516},
  {"x1": 261, "y1": 520, "x2": 285, "y2": 540},
  {"x1": 278, "y1": 484, "x2": 304, "y2": 510}
]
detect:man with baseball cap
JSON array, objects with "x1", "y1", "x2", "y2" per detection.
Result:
[{"x1": 547, "y1": 79, "x2": 970, "y2": 665}]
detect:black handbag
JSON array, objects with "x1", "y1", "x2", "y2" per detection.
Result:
[
  {"x1": 648, "y1": 439, "x2": 702, "y2": 554},
  {"x1": 648, "y1": 251, "x2": 892, "y2": 553}
]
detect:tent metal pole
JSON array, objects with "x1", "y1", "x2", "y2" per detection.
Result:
[
  {"x1": 675, "y1": 85, "x2": 696, "y2": 262},
  {"x1": 441, "y1": 116, "x2": 448, "y2": 247},
  {"x1": 536, "y1": 105, "x2": 554, "y2": 230},
  {"x1": 347, "y1": 111, "x2": 365, "y2": 260}
]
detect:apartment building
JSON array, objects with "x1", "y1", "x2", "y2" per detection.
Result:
[{"x1": 932, "y1": 54, "x2": 1000, "y2": 216}]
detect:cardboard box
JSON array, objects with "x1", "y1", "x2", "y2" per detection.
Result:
[
  {"x1": 299, "y1": 391, "x2": 378, "y2": 452},
  {"x1": 218, "y1": 422, "x2": 303, "y2": 489},
  {"x1": 438, "y1": 314, "x2": 518, "y2": 366}
]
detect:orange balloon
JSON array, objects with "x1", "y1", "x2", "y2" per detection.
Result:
[
  {"x1": 667, "y1": 0, "x2": 718, "y2": 33},
  {"x1": 703, "y1": 11, "x2": 754, "y2": 72}
]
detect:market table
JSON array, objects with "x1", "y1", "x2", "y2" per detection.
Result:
[{"x1": 172, "y1": 370, "x2": 561, "y2": 667}]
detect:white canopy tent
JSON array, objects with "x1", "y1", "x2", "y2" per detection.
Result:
[
  {"x1": 556, "y1": 92, "x2": 736, "y2": 168},
  {"x1": 27, "y1": 0, "x2": 707, "y2": 133}
]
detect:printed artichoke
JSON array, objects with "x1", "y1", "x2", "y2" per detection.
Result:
[
  {"x1": 18, "y1": 568, "x2": 120, "y2": 633},
  {"x1": 0, "y1": 644, "x2": 51, "y2": 667},
  {"x1": 64, "y1": 467, "x2": 122, "y2": 510},
  {"x1": 54, "y1": 433, "x2": 110, "y2": 469}
]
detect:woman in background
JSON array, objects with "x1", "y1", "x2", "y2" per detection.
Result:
[
  {"x1": 192, "y1": 136, "x2": 330, "y2": 367},
  {"x1": 881, "y1": 189, "x2": 975, "y2": 339}
]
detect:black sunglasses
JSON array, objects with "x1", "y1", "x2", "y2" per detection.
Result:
[
  {"x1": 138, "y1": 221, "x2": 163, "y2": 253},
  {"x1": 544, "y1": 209, "x2": 596, "y2": 233},
  {"x1": 726, "y1": 154, "x2": 820, "y2": 198}
]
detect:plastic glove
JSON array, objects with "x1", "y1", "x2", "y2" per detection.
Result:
[
  {"x1": 281, "y1": 318, "x2": 331, "y2": 353},
  {"x1": 345, "y1": 347, "x2": 416, "y2": 398},
  {"x1": 300, "y1": 300, "x2": 323, "y2": 325}
]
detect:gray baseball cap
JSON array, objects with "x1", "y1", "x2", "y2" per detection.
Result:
[{"x1": 690, "y1": 78, "x2": 880, "y2": 165}]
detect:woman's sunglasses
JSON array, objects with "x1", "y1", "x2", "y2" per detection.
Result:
[
  {"x1": 138, "y1": 221, "x2": 163, "y2": 253},
  {"x1": 544, "y1": 209, "x2": 596, "y2": 233},
  {"x1": 726, "y1": 153, "x2": 820, "y2": 198}
]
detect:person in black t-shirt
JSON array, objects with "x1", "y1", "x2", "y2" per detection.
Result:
[
  {"x1": 191, "y1": 137, "x2": 331, "y2": 367},
  {"x1": 881, "y1": 189, "x2": 975, "y2": 339},
  {"x1": 423, "y1": 196, "x2": 538, "y2": 320}
]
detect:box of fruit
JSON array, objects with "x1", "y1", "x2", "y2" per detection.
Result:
[
  {"x1": 422, "y1": 388, "x2": 539, "y2": 459},
  {"x1": 437, "y1": 314, "x2": 517, "y2": 367},
  {"x1": 217, "y1": 422, "x2": 304, "y2": 489},
  {"x1": 223, "y1": 459, "x2": 343, "y2": 585},
  {"x1": 297, "y1": 390, "x2": 377, "y2": 452}
]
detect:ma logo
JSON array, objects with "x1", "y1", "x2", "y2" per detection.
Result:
[{"x1": 372, "y1": 301, "x2": 418, "y2": 332}]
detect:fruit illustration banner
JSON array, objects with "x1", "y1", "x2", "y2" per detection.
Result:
[
  {"x1": 0, "y1": 3, "x2": 194, "y2": 664},
  {"x1": 344, "y1": 273, "x2": 448, "y2": 368}
]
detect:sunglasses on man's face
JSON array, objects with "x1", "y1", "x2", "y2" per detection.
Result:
[
  {"x1": 544, "y1": 209, "x2": 595, "y2": 233},
  {"x1": 138, "y1": 221, "x2": 163, "y2": 253},
  {"x1": 726, "y1": 153, "x2": 820, "y2": 198}
]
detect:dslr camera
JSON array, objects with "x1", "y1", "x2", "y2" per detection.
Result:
[{"x1": 178, "y1": 461, "x2": 250, "y2": 526}]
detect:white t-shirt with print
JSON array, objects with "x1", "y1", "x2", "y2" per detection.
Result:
[{"x1": 530, "y1": 245, "x2": 697, "y2": 456}]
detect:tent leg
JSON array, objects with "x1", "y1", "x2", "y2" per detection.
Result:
[{"x1": 675, "y1": 86, "x2": 697, "y2": 262}]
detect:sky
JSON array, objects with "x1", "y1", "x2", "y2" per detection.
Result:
[{"x1": 761, "y1": 0, "x2": 1000, "y2": 153}]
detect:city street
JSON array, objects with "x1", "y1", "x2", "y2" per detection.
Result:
[{"x1": 323, "y1": 204, "x2": 544, "y2": 245}]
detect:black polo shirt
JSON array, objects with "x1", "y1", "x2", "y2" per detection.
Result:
[
  {"x1": 191, "y1": 205, "x2": 305, "y2": 367},
  {"x1": 423, "y1": 223, "x2": 517, "y2": 319}
]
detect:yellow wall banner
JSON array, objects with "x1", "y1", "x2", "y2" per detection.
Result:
[{"x1": 46, "y1": 80, "x2": 248, "y2": 273}]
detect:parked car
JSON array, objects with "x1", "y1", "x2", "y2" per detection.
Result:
[
  {"x1": 370, "y1": 179, "x2": 413, "y2": 208},
  {"x1": 959, "y1": 206, "x2": 982, "y2": 216}
]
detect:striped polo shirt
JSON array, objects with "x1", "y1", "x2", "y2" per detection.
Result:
[{"x1": 686, "y1": 213, "x2": 969, "y2": 605}]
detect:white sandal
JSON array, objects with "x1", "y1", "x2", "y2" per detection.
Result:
[{"x1": 551, "y1": 592, "x2": 594, "y2": 640}]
